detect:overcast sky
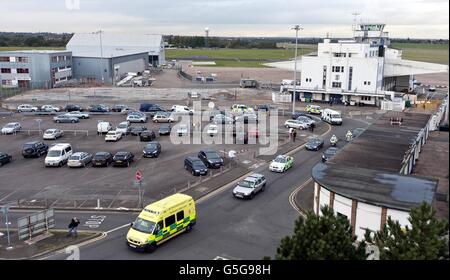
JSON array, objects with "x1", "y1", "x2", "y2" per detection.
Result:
[{"x1": 0, "y1": 0, "x2": 448, "y2": 39}]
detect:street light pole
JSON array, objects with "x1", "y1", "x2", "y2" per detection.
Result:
[
  {"x1": 292, "y1": 25, "x2": 303, "y2": 115},
  {"x1": 96, "y1": 30, "x2": 105, "y2": 85}
]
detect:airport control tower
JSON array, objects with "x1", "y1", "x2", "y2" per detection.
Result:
[{"x1": 354, "y1": 23, "x2": 390, "y2": 47}]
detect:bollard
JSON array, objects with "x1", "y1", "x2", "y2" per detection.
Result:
[
  {"x1": 96, "y1": 198, "x2": 100, "y2": 209},
  {"x1": 188, "y1": 181, "x2": 191, "y2": 189}
]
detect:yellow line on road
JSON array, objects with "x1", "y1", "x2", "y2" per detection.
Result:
[{"x1": 289, "y1": 177, "x2": 313, "y2": 218}]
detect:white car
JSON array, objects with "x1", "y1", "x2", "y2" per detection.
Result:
[
  {"x1": 171, "y1": 105, "x2": 194, "y2": 115},
  {"x1": 65, "y1": 111, "x2": 90, "y2": 119},
  {"x1": 41, "y1": 105, "x2": 60, "y2": 112},
  {"x1": 17, "y1": 104, "x2": 38, "y2": 113},
  {"x1": 177, "y1": 124, "x2": 189, "y2": 136},
  {"x1": 232, "y1": 174, "x2": 266, "y2": 199},
  {"x1": 43, "y1": 128, "x2": 64, "y2": 140},
  {"x1": 127, "y1": 114, "x2": 147, "y2": 123},
  {"x1": 206, "y1": 124, "x2": 219, "y2": 137},
  {"x1": 97, "y1": 121, "x2": 112, "y2": 134},
  {"x1": 269, "y1": 155, "x2": 294, "y2": 173},
  {"x1": 1, "y1": 122, "x2": 21, "y2": 134},
  {"x1": 284, "y1": 119, "x2": 308, "y2": 130},
  {"x1": 105, "y1": 130, "x2": 122, "y2": 142},
  {"x1": 116, "y1": 121, "x2": 131, "y2": 135},
  {"x1": 44, "y1": 143, "x2": 73, "y2": 167}
]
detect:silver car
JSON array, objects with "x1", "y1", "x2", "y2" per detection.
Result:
[
  {"x1": 67, "y1": 152, "x2": 93, "y2": 168},
  {"x1": 53, "y1": 114, "x2": 79, "y2": 123},
  {"x1": 232, "y1": 174, "x2": 266, "y2": 199},
  {"x1": 65, "y1": 111, "x2": 90, "y2": 119},
  {"x1": 43, "y1": 128, "x2": 64, "y2": 140}
]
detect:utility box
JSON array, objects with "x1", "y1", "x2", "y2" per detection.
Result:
[{"x1": 240, "y1": 79, "x2": 257, "y2": 88}]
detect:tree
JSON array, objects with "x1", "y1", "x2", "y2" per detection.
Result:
[
  {"x1": 365, "y1": 203, "x2": 449, "y2": 260},
  {"x1": 275, "y1": 206, "x2": 367, "y2": 260}
]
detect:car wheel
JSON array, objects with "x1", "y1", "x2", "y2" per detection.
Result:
[
  {"x1": 185, "y1": 224, "x2": 192, "y2": 233},
  {"x1": 146, "y1": 243, "x2": 157, "y2": 253},
  {"x1": 154, "y1": 120, "x2": 158, "y2": 123},
  {"x1": 56, "y1": 120, "x2": 60, "y2": 123},
  {"x1": 249, "y1": 193, "x2": 254, "y2": 199},
  {"x1": 127, "y1": 161, "x2": 130, "y2": 167},
  {"x1": 191, "y1": 170, "x2": 195, "y2": 175},
  {"x1": 261, "y1": 185, "x2": 265, "y2": 192},
  {"x1": 58, "y1": 162, "x2": 62, "y2": 167}
]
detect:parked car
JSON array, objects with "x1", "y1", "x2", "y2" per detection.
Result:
[
  {"x1": 17, "y1": 104, "x2": 38, "y2": 113},
  {"x1": 206, "y1": 124, "x2": 219, "y2": 137},
  {"x1": 64, "y1": 111, "x2": 90, "y2": 119},
  {"x1": 305, "y1": 136, "x2": 324, "y2": 151},
  {"x1": 177, "y1": 124, "x2": 189, "y2": 136},
  {"x1": 44, "y1": 143, "x2": 73, "y2": 167},
  {"x1": 68, "y1": 152, "x2": 93, "y2": 168},
  {"x1": 297, "y1": 116, "x2": 315, "y2": 127},
  {"x1": 232, "y1": 174, "x2": 266, "y2": 199},
  {"x1": 143, "y1": 141, "x2": 161, "y2": 158},
  {"x1": 292, "y1": 112, "x2": 313, "y2": 120},
  {"x1": 269, "y1": 155, "x2": 294, "y2": 173},
  {"x1": 41, "y1": 105, "x2": 61, "y2": 112},
  {"x1": 89, "y1": 105, "x2": 109, "y2": 112},
  {"x1": 112, "y1": 151, "x2": 134, "y2": 167},
  {"x1": 231, "y1": 104, "x2": 253, "y2": 115},
  {"x1": 306, "y1": 104, "x2": 322, "y2": 115},
  {"x1": 127, "y1": 114, "x2": 147, "y2": 123},
  {"x1": 53, "y1": 114, "x2": 79, "y2": 123},
  {"x1": 0, "y1": 152, "x2": 12, "y2": 167},
  {"x1": 22, "y1": 141, "x2": 49, "y2": 158},
  {"x1": 208, "y1": 109, "x2": 226, "y2": 121},
  {"x1": 171, "y1": 105, "x2": 194, "y2": 115},
  {"x1": 1, "y1": 122, "x2": 21, "y2": 134},
  {"x1": 43, "y1": 128, "x2": 64, "y2": 140},
  {"x1": 322, "y1": 147, "x2": 338, "y2": 162},
  {"x1": 92, "y1": 152, "x2": 113, "y2": 167},
  {"x1": 158, "y1": 124, "x2": 171, "y2": 136},
  {"x1": 116, "y1": 121, "x2": 131, "y2": 135},
  {"x1": 65, "y1": 104, "x2": 84, "y2": 112},
  {"x1": 105, "y1": 130, "x2": 122, "y2": 142},
  {"x1": 153, "y1": 112, "x2": 174, "y2": 123},
  {"x1": 235, "y1": 114, "x2": 258, "y2": 124},
  {"x1": 97, "y1": 121, "x2": 112, "y2": 134},
  {"x1": 111, "y1": 104, "x2": 130, "y2": 112},
  {"x1": 139, "y1": 103, "x2": 166, "y2": 116},
  {"x1": 139, "y1": 130, "x2": 156, "y2": 142},
  {"x1": 255, "y1": 104, "x2": 277, "y2": 112},
  {"x1": 212, "y1": 114, "x2": 234, "y2": 125},
  {"x1": 184, "y1": 156, "x2": 208, "y2": 176},
  {"x1": 130, "y1": 126, "x2": 148, "y2": 136},
  {"x1": 284, "y1": 119, "x2": 308, "y2": 130},
  {"x1": 198, "y1": 149, "x2": 223, "y2": 168}
]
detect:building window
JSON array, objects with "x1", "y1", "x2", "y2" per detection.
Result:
[
  {"x1": 16, "y1": 68, "x2": 29, "y2": 74},
  {"x1": 51, "y1": 56, "x2": 58, "y2": 62},
  {"x1": 348, "y1": 53, "x2": 352, "y2": 58},
  {"x1": 306, "y1": 78, "x2": 312, "y2": 82},
  {"x1": 333, "y1": 53, "x2": 346, "y2": 57},
  {"x1": 1, "y1": 80, "x2": 12, "y2": 86},
  {"x1": 361, "y1": 96, "x2": 372, "y2": 101},
  {"x1": 0, "y1": 57, "x2": 10, "y2": 62},
  {"x1": 348, "y1": 67, "x2": 353, "y2": 91},
  {"x1": 332, "y1": 82, "x2": 342, "y2": 88},
  {"x1": 337, "y1": 212, "x2": 347, "y2": 219},
  {"x1": 1, "y1": 68, "x2": 11, "y2": 73},
  {"x1": 364, "y1": 81, "x2": 372, "y2": 86},
  {"x1": 332, "y1": 66, "x2": 344, "y2": 73},
  {"x1": 17, "y1": 57, "x2": 28, "y2": 63}
]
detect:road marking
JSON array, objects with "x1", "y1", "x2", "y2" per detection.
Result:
[
  {"x1": 105, "y1": 223, "x2": 130, "y2": 234},
  {"x1": 288, "y1": 177, "x2": 313, "y2": 218}
]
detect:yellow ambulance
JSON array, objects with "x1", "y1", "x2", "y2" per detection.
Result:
[{"x1": 126, "y1": 193, "x2": 196, "y2": 252}]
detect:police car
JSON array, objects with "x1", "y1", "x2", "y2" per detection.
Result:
[
  {"x1": 306, "y1": 105, "x2": 322, "y2": 115},
  {"x1": 269, "y1": 155, "x2": 294, "y2": 173}
]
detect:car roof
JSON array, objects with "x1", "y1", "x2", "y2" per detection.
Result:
[
  {"x1": 24, "y1": 141, "x2": 40, "y2": 145},
  {"x1": 115, "y1": 151, "x2": 129, "y2": 155},
  {"x1": 71, "y1": 152, "x2": 86, "y2": 156},
  {"x1": 49, "y1": 143, "x2": 71, "y2": 149},
  {"x1": 186, "y1": 156, "x2": 202, "y2": 161},
  {"x1": 249, "y1": 173, "x2": 265, "y2": 179},
  {"x1": 95, "y1": 151, "x2": 110, "y2": 155}
]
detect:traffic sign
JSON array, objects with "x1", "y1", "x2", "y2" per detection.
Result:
[{"x1": 135, "y1": 170, "x2": 142, "y2": 181}]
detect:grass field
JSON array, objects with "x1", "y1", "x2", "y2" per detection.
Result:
[{"x1": 391, "y1": 43, "x2": 448, "y2": 64}]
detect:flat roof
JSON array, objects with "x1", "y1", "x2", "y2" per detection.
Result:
[
  {"x1": 312, "y1": 163, "x2": 437, "y2": 211},
  {"x1": 0, "y1": 50, "x2": 69, "y2": 54},
  {"x1": 72, "y1": 51, "x2": 149, "y2": 59}
]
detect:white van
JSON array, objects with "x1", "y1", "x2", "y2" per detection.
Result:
[
  {"x1": 97, "y1": 121, "x2": 112, "y2": 134},
  {"x1": 321, "y1": 108, "x2": 343, "y2": 125},
  {"x1": 45, "y1": 143, "x2": 73, "y2": 167},
  {"x1": 171, "y1": 105, "x2": 194, "y2": 115}
]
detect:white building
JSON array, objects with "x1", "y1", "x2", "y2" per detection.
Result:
[{"x1": 268, "y1": 24, "x2": 448, "y2": 106}]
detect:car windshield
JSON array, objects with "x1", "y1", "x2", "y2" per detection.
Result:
[
  {"x1": 118, "y1": 124, "x2": 127, "y2": 128},
  {"x1": 332, "y1": 114, "x2": 341, "y2": 118},
  {"x1": 107, "y1": 132, "x2": 116, "y2": 135},
  {"x1": 132, "y1": 218, "x2": 155, "y2": 234},
  {"x1": 239, "y1": 180, "x2": 255, "y2": 188},
  {"x1": 5, "y1": 124, "x2": 15, "y2": 128},
  {"x1": 48, "y1": 150, "x2": 61, "y2": 157},
  {"x1": 308, "y1": 138, "x2": 321, "y2": 144},
  {"x1": 45, "y1": 130, "x2": 55, "y2": 134},
  {"x1": 95, "y1": 154, "x2": 107, "y2": 159},
  {"x1": 23, "y1": 143, "x2": 35, "y2": 148},
  {"x1": 69, "y1": 155, "x2": 81, "y2": 160},
  {"x1": 193, "y1": 162, "x2": 205, "y2": 169},
  {"x1": 325, "y1": 149, "x2": 337, "y2": 156},
  {"x1": 205, "y1": 152, "x2": 219, "y2": 159},
  {"x1": 274, "y1": 156, "x2": 286, "y2": 163},
  {"x1": 146, "y1": 144, "x2": 157, "y2": 149}
]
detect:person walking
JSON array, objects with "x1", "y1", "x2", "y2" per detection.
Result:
[
  {"x1": 289, "y1": 127, "x2": 294, "y2": 141},
  {"x1": 67, "y1": 217, "x2": 80, "y2": 237},
  {"x1": 292, "y1": 129, "x2": 297, "y2": 142},
  {"x1": 310, "y1": 122, "x2": 315, "y2": 133}
]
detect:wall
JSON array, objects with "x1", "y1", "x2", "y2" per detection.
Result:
[{"x1": 355, "y1": 202, "x2": 382, "y2": 239}]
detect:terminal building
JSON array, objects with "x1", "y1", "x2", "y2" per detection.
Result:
[
  {"x1": 311, "y1": 111, "x2": 440, "y2": 240},
  {"x1": 268, "y1": 24, "x2": 448, "y2": 106},
  {"x1": 0, "y1": 50, "x2": 72, "y2": 89},
  {"x1": 67, "y1": 33, "x2": 165, "y2": 84}
]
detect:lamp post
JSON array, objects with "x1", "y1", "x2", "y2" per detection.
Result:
[
  {"x1": 292, "y1": 25, "x2": 303, "y2": 115},
  {"x1": 94, "y1": 30, "x2": 105, "y2": 84}
]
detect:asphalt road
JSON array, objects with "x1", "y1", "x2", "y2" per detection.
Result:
[{"x1": 39, "y1": 116, "x2": 371, "y2": 260}]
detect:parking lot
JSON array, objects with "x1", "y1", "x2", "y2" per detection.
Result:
[{"x1": 0, "y1": 100, "x2": 318, "y2": 209}]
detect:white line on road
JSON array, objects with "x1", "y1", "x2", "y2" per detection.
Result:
[
  {"x1": 289, "y1": 177, "x2": 313, "y2": 218},
  {"x1": 105, "y1": 223, "x2": 131, "y2": 234}
]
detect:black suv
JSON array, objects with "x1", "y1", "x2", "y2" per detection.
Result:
[
  {"x1": 22, "y1": 141, "x2": 49, "y2": 158},
  {"x1": 92, "y1": 152, "x2": 113, "y2": 167},
  {"x1": 0, "y1": 152, "x2": 12, "y2": 166},
  {"x1": 112, "y1": 151, "x2": 134, "y2": 167},
  {"x1": 139, "y1": 103, "x2": 166, "y2": 116},
  {"x1": 65, "y1": 104, "x2": 83, "y2": 112},
  {"x1": 139, "y1": 130, "x2": 156, "y2": 142},
  {"x1": 198, "y1": 149, "x2": 223, "y2": 168},
  {"x1": 184, "y1": 156, "x2": 208, "y2": 176}
]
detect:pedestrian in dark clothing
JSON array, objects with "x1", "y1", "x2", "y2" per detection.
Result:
[
  {"x1": 67, "y1": 217, "x2": 80, "y2": 237},
  {"x1": 292, "y1": 130, "x2": 297, "y2": 142},
  {"x1": 310, "y1": 122, "x2": 315, "y2": 132}
]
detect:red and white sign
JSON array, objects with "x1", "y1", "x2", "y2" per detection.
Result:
[{"x1": 135, "y1": 170, "x2": 142, "y2": 181}]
